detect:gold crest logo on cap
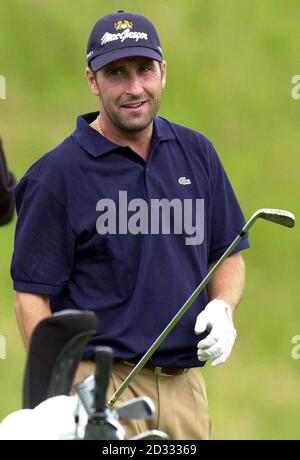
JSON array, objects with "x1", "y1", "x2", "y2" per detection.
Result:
[{"x1": 114, "y1": 20, "x2": 133, "y2": 31}]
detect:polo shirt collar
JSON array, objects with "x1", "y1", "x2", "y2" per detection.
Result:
[
  {"x1": 154, "y1": 116, "x2": 176, "y2": 141},
  {"x1": 71, "y1": 112, "x2": 175, "y2": 158}
]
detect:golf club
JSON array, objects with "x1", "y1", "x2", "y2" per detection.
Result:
[
  {"x1": 108, "y1": 208, "x2": 295, "y2": 406},
  {"x1": 83, "y1": 346, "x2": 123, "y2": 440},
  {"x1": 76, "y1": 346, "x2": 169, "y2": 440},
  {"x1": 76, "y1": 372, "x2": 155, "y2": 419}
]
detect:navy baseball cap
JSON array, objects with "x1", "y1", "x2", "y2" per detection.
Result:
[{"x1": 87, "y1": 11, "x2": 163, "y2": 71}]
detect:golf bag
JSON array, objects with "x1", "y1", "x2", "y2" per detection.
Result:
[{"x1": 21, "y1": 311, "x2": 169, "y2": 440}]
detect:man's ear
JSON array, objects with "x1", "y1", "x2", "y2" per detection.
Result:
[
  {"x1": 85, "y1": 67, "x2": 100, "y2": 96},
  {"x1": 161, "y1": 60, "x2": 167, "y2": 89}
]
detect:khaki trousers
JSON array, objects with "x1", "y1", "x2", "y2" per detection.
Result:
[{"x1": 73, "y1": 361, "x2": 212, "y2": 440}]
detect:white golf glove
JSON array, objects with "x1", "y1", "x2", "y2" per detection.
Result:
[{"x1": 194, "y1": 299, "x2": 237, "y2": 367}]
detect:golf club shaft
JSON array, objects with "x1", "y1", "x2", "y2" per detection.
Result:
[
  {"x1": 108, "y1": 227, "x2": 248, "y2": 406},
  {"x1": 108, "y1": 208, "x2": 295, "y2": 406}
]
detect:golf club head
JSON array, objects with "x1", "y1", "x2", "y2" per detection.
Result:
[
  {"x1": 76, "y1": 377, "x2": 155, "y2": 420},
  {"x1": 116, "y1": 397, "x2": 155, "y2": 420},
  {"x1": 74, "y1": 374, "x2": 94, "y2": 416},
  {"x1": 130, "y1": 430, "x2": 170, "y2": 440},
  {"x1": 255, "y1": 209, "x2": 295, "y2": 228}
]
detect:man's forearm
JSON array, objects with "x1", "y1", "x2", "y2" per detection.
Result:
[
  {"x1": 207, "y1": 252, "x2": 246, "y2": 312},
  {"x1": 15, "y1": 292, "x2": 52, "y2": 350}
]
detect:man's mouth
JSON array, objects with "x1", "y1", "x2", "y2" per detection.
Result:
[{"x1": 121, "y1": 101, "x2": 147, "y2": 109}]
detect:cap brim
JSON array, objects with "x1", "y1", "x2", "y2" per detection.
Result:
[{"x1": 89, "y1": 47, "x2": 162, "y2": 71}]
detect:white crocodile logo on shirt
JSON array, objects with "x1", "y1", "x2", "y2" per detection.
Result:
[{"x1": 178, "y1": 177, "x2": 191, "y2": 185}]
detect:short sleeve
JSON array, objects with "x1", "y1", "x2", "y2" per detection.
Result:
[
  {"x1": 11, "y1": 177, "x2": 75, "y2": 295},
  {"x1": 208, "y1": 143, "x2": 250, "y2": 262}
]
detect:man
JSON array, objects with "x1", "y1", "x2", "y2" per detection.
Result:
[
  {"x1": 0, "y1": 137, "x2": 15, "y2": 226},
  {"x1": 11, "y1": 11, "x2": 249, "y2": 439}
]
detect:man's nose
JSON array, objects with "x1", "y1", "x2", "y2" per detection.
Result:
[{"x1": 126, "y1": 72, "x2": 143, "y2": 96}]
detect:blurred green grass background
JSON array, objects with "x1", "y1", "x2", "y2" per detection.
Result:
[{"x1": 0, "y1": 0, "x2": 299, "y2": 439}]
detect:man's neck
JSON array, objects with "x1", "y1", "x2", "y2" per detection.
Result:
[{"x1": 90, "y1": 117, "x2": 153, "y2": 161}]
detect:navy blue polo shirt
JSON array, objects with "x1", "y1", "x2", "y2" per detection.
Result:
[{"x1": 11, "y1": 112, "x2": 250, "y2": 368}]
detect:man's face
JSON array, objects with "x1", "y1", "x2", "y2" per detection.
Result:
[{"x1": 91, "y1": 57, "x2": 166, "y2": 133}]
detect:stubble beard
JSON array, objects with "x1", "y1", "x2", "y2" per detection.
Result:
[{"x1": 105, "y1": 95, "x2": 161, "y2": 134}]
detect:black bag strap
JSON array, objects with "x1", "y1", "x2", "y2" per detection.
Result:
[{"x1": 0, "y1": 137, "x2": 16, "y2": 225}]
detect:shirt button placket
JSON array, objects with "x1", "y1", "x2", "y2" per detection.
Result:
[{"x1": 144, "y1": 164, "x2": 152, "y2": 198}]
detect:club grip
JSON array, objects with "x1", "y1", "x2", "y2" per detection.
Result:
[{"x1": 94, "y1": 346, "x2": 113, "y2": 413}]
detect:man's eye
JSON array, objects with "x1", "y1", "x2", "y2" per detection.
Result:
[
  {"x1": 109, "y1": 68, "x2": 123, "y2": 76},
  {"x1": 140, "y1": 65, "x2": 152, "y2": 72}
]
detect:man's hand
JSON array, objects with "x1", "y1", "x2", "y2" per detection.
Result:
[{"x1": 194, "y1": 299, "x2": 237, "y2": 367}]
